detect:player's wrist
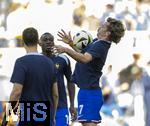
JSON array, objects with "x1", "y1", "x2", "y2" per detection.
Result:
[
  {"x1": 64, "y1": 47, "x2": 68, "y2": 53},
  {"x1": 68, "y1": 41, "x2": 74, "y2": 47}
]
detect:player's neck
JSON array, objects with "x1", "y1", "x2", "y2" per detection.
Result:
[
  {"x1": 98, "y1": 36, "x2": 111, "y2": 43},
  {"x1": 43, "y1": 51, "x2": 53, "y2": 58},
  {"x1": 26, "y1": 45, "x2": 38, "y2": 53},
  {"x1": 98, "y1": 38, "x2": 111, "y2": 44}
]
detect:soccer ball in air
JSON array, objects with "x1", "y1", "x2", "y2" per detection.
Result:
[{"x1": 73, "y1": 30, "x2": 93, "y2": 50}]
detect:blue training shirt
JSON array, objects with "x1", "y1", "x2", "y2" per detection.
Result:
[
  {"x1": 10, "y1": 53, "x2": 56, "y2": 102},
  {"x1": 72, "y1": 39, "x2": 111, "y2": 89},
  {"x1": 51, "y1": 54, "x2": 72, "y2": 108}
]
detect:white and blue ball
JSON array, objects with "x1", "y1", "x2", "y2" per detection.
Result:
[{"x1": 73, "y1": 30, "x2": 93, "y2": 50}]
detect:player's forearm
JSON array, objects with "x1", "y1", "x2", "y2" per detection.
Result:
[
  {"x1": 9, "y1": 92, "x2": 20, "y2": 110},
  {"x1": 64, "y1": 48, "x2": 88, "y2": 63},
  {"x1": 69, "y1": 44, "x2": 81, "y2": 53},
  {"x1": 52, "y1": 93, "x2": 58, "y2": 110},
  {"x1": 52, "y1": 82, "x2": 59, "y2": 117},
  {"x1": 2, "y1": 93, "x2": 20, "y2": 126},
  {"x1": 67, "y1": 82, "x2": 75, "y2": 107},
  {"x1": 8, "y1": 83, "x2": 22, "y2": 109},
  {"x1": 52, "y1": 95, "x2": 58, "y2": 117},
  {"x1": 10, "y1": 93, "x2": 20, "y2": 102}
]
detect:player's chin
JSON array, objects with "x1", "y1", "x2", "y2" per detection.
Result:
[
  {"x1": 97, "y1": 34, "x2": 99, "y2": 39},
  {"x1": 45, "y1": 49, "x2": 52, "y2": 53},
  {"x1": 45, "y1": 47, "x2": 52, "y2": 51}
]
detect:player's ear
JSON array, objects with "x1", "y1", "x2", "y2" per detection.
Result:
[
  {"x1": 106, "y1": 31, "x2": 111, "y2": 39},
  {"x1": 106, "y1": 31, "x2": 111, "y2": 36},
  {"x1": 38, "y1": 40, "x2": 42, "y2": 46}
]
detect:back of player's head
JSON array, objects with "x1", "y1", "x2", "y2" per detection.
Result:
[
  {"x1": 22, "y1": 27, "x2": 39, "y2": 46},
  {"x1": 40, "y1": 32, "x2": 54, "y2": 42},
  {"x1": 106, "y1": 17, "x2": 125, "y2": 44}
]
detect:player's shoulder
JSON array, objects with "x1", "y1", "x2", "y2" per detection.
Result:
[
  {"x1": 89, "y1": 38, "x2": 100, "y2": 47},
  {"x1": 57, "y1": 54, "x2": 70, "y2": 65},
  {"x1": 90, "y1": 39, "x2": 110, "y2": 50},
  {"x1": 41, "y1": 55, "x2": 55, "y2": 65},
  {"x1": 16, "y1": 55, "x2": 27, "y2": 62},
  {"x1": 18, "y1": 54, "x2": 52, "y2": 63}
]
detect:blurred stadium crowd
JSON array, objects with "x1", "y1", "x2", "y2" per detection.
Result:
[
  {"x1": 0, "y1": 0, "x2": 150, "y2": 126},
  {"x1": 0, "y1": 0, "x2": 150, "y2": 37}
]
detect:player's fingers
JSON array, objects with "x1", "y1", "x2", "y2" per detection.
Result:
[
  {"x1": 71, "y1": 113, "x2": 77, "y2": 122},
  {"x1": 51, "y1": 47, "x2": 59, "y2": 55},
  {"x1": 57, "y1": 39, "x2": 63, "y2": 42},
  {"x1": 69, "y1": 31, "x2": 73, "y2": 41},
  {"x1": 57, "y1": 39, "x2": 63, "y2": 41},
  {"x1": 61, "y1": 29, "x2": 68, "y2": 37},
  {"x1": 57, "y1": 32, "x2": 64, "y2": 38},
  {"x1": 68, "y1": 31, "x2": 71, "y2": 37},
  {"x1": 57, "y1": 39, "x2": 68, "y2": 44},
  {"x1": 57, "y1": 38, "x2": 69, "y2": 44}
]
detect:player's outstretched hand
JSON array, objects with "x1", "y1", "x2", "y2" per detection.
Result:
[
  {"x1": 57, "y1": 29, "x2": 74, "y2": 47},
  {"x1": 53, "y1": 45, "x2": 66, "y2": 54}
]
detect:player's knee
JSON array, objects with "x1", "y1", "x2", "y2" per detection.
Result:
[{"x1": 82, "y1": 122, "x2": 97, "y2": 126}]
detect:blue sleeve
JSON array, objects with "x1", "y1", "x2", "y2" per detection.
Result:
[
  {"x1": 86, "y1": 42, "x2": 105, "y2": 59},
  {"x1": 64, "y1": 57, "x2": 72, "y2": 82},
  {"x1": 53, "y1": 68, "x2": 57, "y2": 83},
  {"x1": 10, "y1": 59, "x2": 26, "y2": 85},
  {"x1": 51, "y1": 60, "x2": 57, "y2": 84}
]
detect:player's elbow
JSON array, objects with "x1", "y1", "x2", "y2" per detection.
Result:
[
  {"x1": 80, "y1": 56, "x2": 91, "y2": 64},
  {"x1": 81, "y1": 58, "x2": 90, "y2": 64},
  {"x1": 80, "y1": 53, "x2": 92, "y2": 64},
  {"x1": 52, "y1": 82, "x2": 59, "y2": 101},
  {"x1": 53, "y1": 92, "x2": 59, "y2": 100}
]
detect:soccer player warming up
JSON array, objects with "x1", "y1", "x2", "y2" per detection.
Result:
[
  {"x1": 39, "y1": 32, "x2": 76, "y2": 126},
  {"x1": 2, "y1": 27, "x2": 58, "y2": 126},
  {"x1": 55, "y1": 17, "x2": 125, "y2": 126}
]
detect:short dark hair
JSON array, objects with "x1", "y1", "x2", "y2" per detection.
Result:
[
  {"x1": 22, "y1": 27, "x2": 39, "y2": 46},
  {"x1": 107, "y1": 17, "x2": 125, "y2": 44},
  {"x1": 40, "y1": 32, "x2": 54, "y2": 42}
]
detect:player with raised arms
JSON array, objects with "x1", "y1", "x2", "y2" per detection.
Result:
[{"x1": 55, "y1": 17, "x2": 125, "y2": 126}]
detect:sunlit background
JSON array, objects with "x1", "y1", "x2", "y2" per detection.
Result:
[{"x1": 0, "y1": 0, "x2": 150, "y2": 126}]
